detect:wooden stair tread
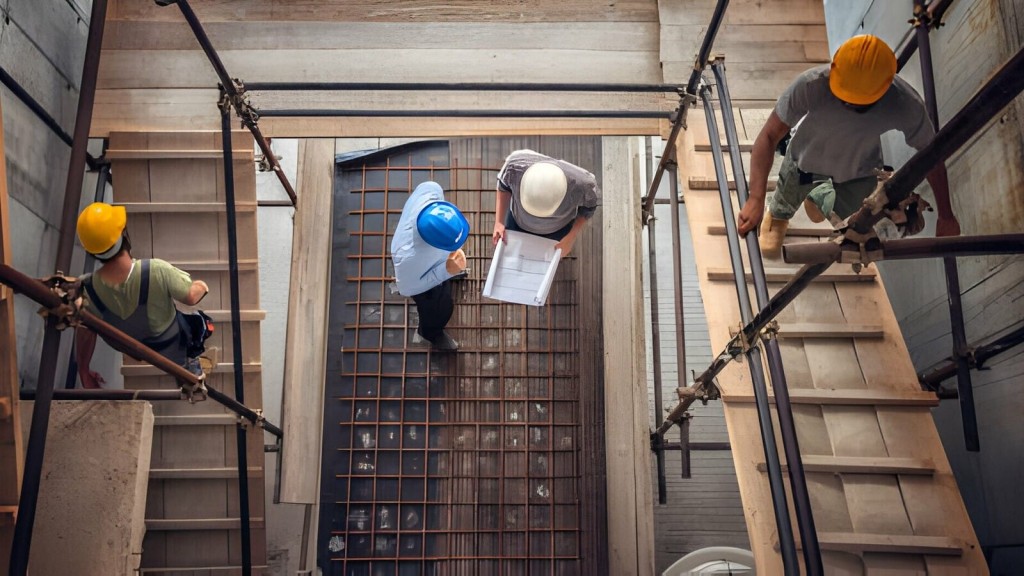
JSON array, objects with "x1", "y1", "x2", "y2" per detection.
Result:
[
  {"x1": 145, "y1": 517, "x2": 266, "y2": 531},
  {"x1": 171, "y1": 259, "x2": 259, "y2": 271},
  {"x1": 150, "y1": 467, "x2": 263, "y2": 479},
  {"x1": 121, "y1": 362, "x2": 262, "y2": 376},
  {"x1": 202, "y1": 309, "x2": 267, "y2": 322},
  {"x1": 140, "y1": 566, "x2": 269, "y2": 574},
  {"x1": 721, "y1": 388, "x2": 939, "y2": 407},
  {"x1": 811, "y1": 532, "x2": 963, "y2": 556},
  {"x1": 117, "y1": 202, "x2": 257, "y2": 213},
  {"x1": 689, "y1": 176, "x2": 776, "y2": 191},
  {"x1": 707, "y1": 266, "x2": 876, "y2": 283},
  {"x1": 695, "y1": 142, "x2": 754, "y2": 152},
  {"x1": 106, "y1": 149, "x2": 252, "y2": 160},
  {"x1": 729, "y1": 322, "x2": 884, "y2": 339},
  {"x1": 707, "y1": 224, "x2": 835, "y2": 237},
  {"x1": 756, "y1": 455, "x2": 935, "y2": 475},
  {"x1": 154, "y1": 414, "x2": 238, "y2": 426}
]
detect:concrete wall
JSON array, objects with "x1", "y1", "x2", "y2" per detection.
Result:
[
  {"x1": 825, "y1": 1, "x2": 1024, "y2": 571},
  {"x1": 2, "y1": 0, "x2": 117, "y2": 390}
]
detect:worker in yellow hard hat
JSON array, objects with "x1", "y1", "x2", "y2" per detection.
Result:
[
  {"x1": 74, "y1": 202, "x2": 213, "y2": 388},
  {"x1": 736, "y1": 34, "x2": 960, "y2": 257}
]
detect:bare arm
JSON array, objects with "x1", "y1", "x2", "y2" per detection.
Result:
[
  {"x1": 493, "y1": 189, "x2": 512, "y2": 246},
  {"x1": 180, "y1": 280, "x2": 209, "y2": 306},
  {"x1": 75, "y1": 327, "x2": 105, "y2": 389},
  {"x1": 555, "y1": 215, "x2": 589, "y2": 256},
  {"x1": 737, "y1": 110, "x2": 792, "y2": 236},
  {"x1": 925, "y1": 164, "x2": 960, "y2": 236}
]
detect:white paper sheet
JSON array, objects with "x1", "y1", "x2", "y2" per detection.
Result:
[{"x1": 482, "y1": 230, "x2": 562, "y2": 306}]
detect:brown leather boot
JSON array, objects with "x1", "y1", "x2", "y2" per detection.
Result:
[{"x1": 759, "y1": 210, "x2": 789, "y2": 259}]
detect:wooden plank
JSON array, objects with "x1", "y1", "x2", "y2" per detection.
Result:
[
  {"x1": 706, "y1": 267, "x2": 876, "y2": 283},
  {"x1": 721, "y1": 388, "x2": 940, "y2": 407},
  {"x1": 117, "y1": 202, "x2": 258, "y2": 213},
  {"x1": 202, "y1": 310, "x2": 267, "y2": 322},
  {"x1": 170, "y1": 259, "x2": 260, "y2": 271},
  {"x1": 154, "y1": 414, "x2": 237, "y2": 426},
  {"x1": 696, "y1": 141, "x2": 753, "y2": 152},
  {"x1": 279, "y1": 139, "x2": 333, "y2": 504},
  {"x1": 707, "y1": 224, "x2": 833, "y2": 237},
  {"x1": 145, "y1": 518, "x2": 266, "y2": 531},
  {"x1": 728, "y1": 322, "x2": 884, "y2": 339},
  {"x1": 602, "y1": 136, "x2": 655, "y2": 576},
  {"x1": 139, "y1": 566, "x2": 270, "y2": 574},
  {"x1": 812, "y1": 533, "x2": 964, "y2": 556},
  {"x1": 149, "y1": 467, "x2": 264, "y2": 479},
  {"x1": 689, "y1": 176, "x2": 777, "y2": 191},
  {"x1": 662, "y1": 62, "x2": 812, "y2": 101},
  {"x1": 660, "y1": 24, "x2": 829, "y2": 64},
  {"x1": 658, "y1": 0, "x2": 826, "y2": 26},
  {"x1": 755, "y1": 455, "x2": 935, "y2": 475},
  {"x1": 106, "y1": 149, "x2": 252, "y2": 160},
  {"x1": 120, "y1": 362, "x2": 262, "y2": 377}
]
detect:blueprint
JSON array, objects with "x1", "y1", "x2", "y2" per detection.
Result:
[{"x1": 482, "y1": 230, "x2": 562, "y2": 306}]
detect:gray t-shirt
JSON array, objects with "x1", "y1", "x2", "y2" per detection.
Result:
[
  {"x1": 777, "y1": 64, "x2": 934, "y2": 183},
  {"x1": 497, "y1": 150, "x2": 601, "y2": 235}
]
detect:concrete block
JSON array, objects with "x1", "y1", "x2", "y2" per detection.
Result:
[{"x1": 27, "y1": 401, "x2": 154, "y2": 576}]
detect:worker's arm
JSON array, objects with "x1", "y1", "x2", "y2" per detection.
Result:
[
  {"x1": 493, "y1": 189, "x2": 512, "y2": 246},
  {"x1": 925, "y1": 165, "x2": 960, "y2": 236},
  {"x1": 75, "y1": 327, "x2": 106, "y2": 389},
  {"x1": 737, "y1": 110, "x2": 792, "y2": 236},
  {"x1": 555, "y1": 215, "x2": 589, "y2": 256},
  {"x1": 180, "y1": 279, "x2": 209, "y2": 306}
]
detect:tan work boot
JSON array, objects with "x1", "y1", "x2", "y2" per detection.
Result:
[{"x1": 759, "y1": 210, "x2": 789, "y2": 259}]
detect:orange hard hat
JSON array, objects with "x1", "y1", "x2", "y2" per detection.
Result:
[{"x1": 829, "y1": 35, "x2": 897, "y2": 105}]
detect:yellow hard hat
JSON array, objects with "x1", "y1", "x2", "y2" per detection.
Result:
[
  {"x1": 77, "y1": 202, "x2": 127, "y2": 258},
  {"x1": 829, "y1": 35, "x2": 897, "y2": 105}
]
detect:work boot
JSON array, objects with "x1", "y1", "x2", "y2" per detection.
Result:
[
  {"x1": 759, "y1": 210, "x2": 789, "y2": 259},
  {"x1": 199, "y1": 346, "x2": 220, "y2": 375},
  {"x1": 430, "y1": 331, "x2": 459, "y2": 352}
]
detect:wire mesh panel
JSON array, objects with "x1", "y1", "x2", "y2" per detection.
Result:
[{"x1": 320, "y1": 139, "x2": 605, "y2": 576}]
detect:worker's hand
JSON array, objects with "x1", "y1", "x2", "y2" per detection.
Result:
[
  {"x1": 555, "y1": 234, "x2": 577, "y2": 257},
  {"x1": 446, "y1": 249, "x2": 467, "y2": 274},
  {"x1": 737, "y1": 198, "x2": 764, "y2": 237},
  {"x1": 79, "y1": 369, "x2": 106, "y2": 389},
  {"x1": 492, "y1": 222, "x2": 506, "y2": 247},
  {"x1": 935, "y1": 214, "x2": 961, "y2": 237}
]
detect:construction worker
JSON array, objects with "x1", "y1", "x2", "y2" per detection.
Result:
[
  {"x1": 736, "y1": 34, "x2": 960, "y2": 256},
  {"x1": 74, "y1": 202, "x2": 212, "y2": 388},
  {"x1": 391, "y1": 181, "x2": 469, "y2": 351},
  {"x1": 492, "y1": 149, "x2": 601, "y2": 256}
]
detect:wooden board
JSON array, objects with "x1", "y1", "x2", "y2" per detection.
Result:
[
  {"x1": 279, "y1": 139, "x2": 333, "y2": 504},
  {"x1": 679, "y1": 109, "x2": 987, "y2": 573},
  {"x1": 107, "y1": 131, "x2": 268, "y2": 572},
  {"x1": 0, "y1": 95, "x2": 25, "y2": 571},
  {"x1": 602, "y1": 136, "x2": 655, "y2": 575}
]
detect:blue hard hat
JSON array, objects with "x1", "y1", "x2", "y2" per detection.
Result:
[{"x1": 416, "y1": 201, "x2": 470, "y2": 251}]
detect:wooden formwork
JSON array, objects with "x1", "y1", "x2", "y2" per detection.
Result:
[
  {"x1": 106, "y1": 131, "x2": 267, "y2": 574},
  {"x1": 678, "y1": 109, "x2": 988, "y2": 574}
]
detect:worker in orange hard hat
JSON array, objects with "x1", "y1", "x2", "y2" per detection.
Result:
[
  {"x1": 736, "y1": 34, "x2": 960, "y2": 257},
  {"x1": 74, "y1": 202, "x2": 215, "y2": 388}
]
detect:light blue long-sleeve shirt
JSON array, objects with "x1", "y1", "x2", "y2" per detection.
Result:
[{"x1": 391, "y1": 181, "x2": 456, "y2": 297}]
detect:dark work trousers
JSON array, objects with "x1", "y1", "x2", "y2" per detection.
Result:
[
  {"x1": 504, "y1": 209, "x2": 574, "y2": 241},
  {"x1": 412, "y1": 279, "x2": 454, "y2": 342}
]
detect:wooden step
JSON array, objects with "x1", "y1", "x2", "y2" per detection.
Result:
[
  {"x1": 721, "y1": 388, "x2": 939, "y2": 407},
  {"x1": 117, "y1": 202, "x2": 257, "y2": 213},
  {"x1": 0, "y1": 505, "x2": 17, "y2": 516},
  {"x1": 106, "y1": 149, "x2": 252, "y2": 160},
  {"x1": 695, "y1": 142, "x2": 754, "y2": 152},
  {"x1": 121, "y1": 362, "x2": 261, "y2": 377},
  {"x1": 707, "y1": 224, "x2": 835, "y2": 237},
  {"x1": 171, "y1": 259, "x2": 259, "y2": 272},
  {"x1": 0, "y1": 397, "x2": 10, "y2": 420},
  {"x1": 140, "y1": 565, "x2": 269, "y2": 574},
  {"x1": 811, "y1": 532, "x2": 963, "y2": 556},
  {"x1": 707, "y1": 266, "x2": 876, "y2": 283},
  {"x1": 145, "y1": 517, "x2": 266, "y2": 531},
  {"x1": 154, "y1": 414, "x2": 237, "y2": 426},
  {"x1": 203, "y1": 310, "x2": 267, "y2": 322},
  {"x1": 756, "y1": 455, "x2": 935, "y2": 475},
  {"x1": 729, "y1": 322, "x2": 883, "y2": 339},
  {"x1": 149, "y1": 467, "x2": 263, "y2": 480},
  {"x1": 689, "y1": 176, "x2": 777, "y2": 191}
]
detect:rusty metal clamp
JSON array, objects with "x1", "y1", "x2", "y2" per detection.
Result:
[
  {"x1": 36, "y1": 273, "x2": 85, "y2": 331},
  {"x1": 180, "y1": 375, "x2": 208, "y2": 404}
]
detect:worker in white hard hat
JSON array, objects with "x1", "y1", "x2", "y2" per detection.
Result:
[
  {"x1": 492, "y1": 150, "x2": 601, "y2": 256},
  {"x1": 737, "y1": 34, "x2": 960, "y2": 258},
  {"x1": 74, "y1": 202, "x2": 213, "y2": 388}
]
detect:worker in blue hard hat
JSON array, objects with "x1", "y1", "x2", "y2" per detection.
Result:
[
  {"x1": 492, "y1": 150, "x2": 601, "y2": 256},
  {"x1": 391, "y1": 181, "x2": 470, "y2": 351}
]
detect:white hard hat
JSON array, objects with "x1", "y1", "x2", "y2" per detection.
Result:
[{"x1": 519, "y1": 162, "x2": 567, "y2": 218}]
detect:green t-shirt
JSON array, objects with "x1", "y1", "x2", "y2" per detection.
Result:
[{"x1": 85, "y1": 258, "x2": 193, "y2": 335}]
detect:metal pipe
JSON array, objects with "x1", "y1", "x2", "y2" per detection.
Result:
[
  {"x1": 920, "y1": 324, "x2": 1024, "y2": 391},
  {"x1": 914, "y1": 0, "x2": 978, "y2": 451},
  {"x1": 221, "y1": 98, "x2": 253, "y2": 575},
  {"x1": 712, "y1": 59, "x2": 822, "y2": 574},
  {"x1": 642, "y1": 105, "x2": 689, "y2": 217},
  {"x1": 256, "y1": 108, "x2": 670, "y2": 119},
  {"x1": 784, "y1": 234, "x2": 1024, "y2": 264},
  {"x1": 21, "y1": 389, "x2": 184, "y2": 401},
  {"x1": 662, "y1": 442, "x2": 731, "y2": 451},
  {"x1": 166, "y1": 0, "x2": 297, "y2": 207},
  {"x1": 246, "y1": 81, "x2": 682, "y2": 93},
  {"x1": 647, "y1": 192, "x2": 668, "y2": 505},
  {"x1": 700, "y1": 84, "x2": 799, "y2": 572},
  {"x1": 667, "y1": 164, "x2": 688, "y2": 390},
  {"x1": 847, "y1": 44, "x2": 1024, "y2": 237},
  {"x1": 896, "y1": 0, "x2": 958, "y2": 71},
  {"x1": 11, "y1": 1, "x2": 108, "y2": 572},
  {"x1": 0, "y1": 263, "x2": 283, "y2": 438},
  {"x1": 687, "y1": 0, "x2": 730, "y2": 96}
]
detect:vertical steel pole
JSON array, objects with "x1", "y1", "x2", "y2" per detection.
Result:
[
  {"x1": 712, "y1": 59, "x2": 823, "y2": 574},
  {"x1": 667, "y1": 164, "x2": 687, "y2": 389},
  {"x1": 221, "y1": 94, "x2": 253, "y2": 575},
  {"x1": 700, "y1": 85, "x2": 799, "y2": 572},
  {"x1": 10, "y1": 1, "x2": 108, "y2": 573},
  {"x1": 914, "y1": 0, "x2": 979, "y2": 451},
  {"x1": 647, "y1": 203, "x2": 668, "y2": 504}
]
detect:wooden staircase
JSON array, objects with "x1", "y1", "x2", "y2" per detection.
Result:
[{"x1": 677, "y1": 108, "x2": 988, "y2": 573}]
